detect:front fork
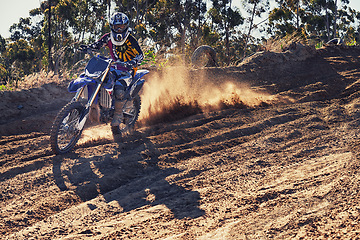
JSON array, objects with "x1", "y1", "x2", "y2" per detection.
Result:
[{"x1": 75, "y1": 67, "x2": 111, "y2": 131}]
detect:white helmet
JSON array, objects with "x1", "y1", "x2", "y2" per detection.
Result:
[{"x1": 110, "y1": 12, "x2": 131, "y2": 46}]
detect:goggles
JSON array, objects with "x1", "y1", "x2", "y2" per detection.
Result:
[{"x1": 113, "y1": 24, "x2": 127, "y2": 33}]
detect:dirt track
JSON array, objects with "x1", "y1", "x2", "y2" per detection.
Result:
[{"x1": 2, "y1": 45, "x2": 360, "y2": 239}]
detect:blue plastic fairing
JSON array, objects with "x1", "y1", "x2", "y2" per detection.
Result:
[
  {"x1": 135, "y1": 70, "x2": 149, "y2": 80},
  {"x1": 68, "y1": 75, "x2": 97, "y2": 92}
]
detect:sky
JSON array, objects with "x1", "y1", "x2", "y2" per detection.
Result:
[
  {"x1": 1, "y1": 0, "x2": 360, "y2": 39},
  {"x1": 1, "y1": 0, "x2": 41, "y2": 38}
]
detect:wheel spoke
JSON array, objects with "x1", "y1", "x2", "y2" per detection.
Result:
[
  {"x1": 57, "y1": 109, "x2": 81, "y2": 150},
  {"x1": 50, "y1": 101, "x2": 86, "y2": 154}
]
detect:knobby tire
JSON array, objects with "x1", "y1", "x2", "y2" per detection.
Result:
[{"x1": 50, "y1": 101, "x2": 85, "y2": 154}]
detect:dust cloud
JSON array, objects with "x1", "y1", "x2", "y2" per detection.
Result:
[
  {"x1": 79, "y1": 66, "x2": 285, "y2": 143},
  {"x1": 139, "y1": 66, "x2": 281, "y2": 125},
  {"x1": 78, "y1": 124, "x2": 113, "y2": 145}
]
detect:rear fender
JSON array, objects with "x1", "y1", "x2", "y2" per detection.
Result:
[
  {"x1": 128, "y1": 69, "x2": 148, "y2": 87},
  {"x1": 130, "y1": 79, "x2": 145, "y2": 98},
  {"x1": 134, "y1": 70, "x2": 149, "y2": 81}
]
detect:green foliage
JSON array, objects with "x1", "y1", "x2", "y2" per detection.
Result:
[
  {"x1": 0, "y1": 84, "x2": 13, "y2": 91},
  {"x1": 200, "y1": 25, "x2": 221, "y2": 45},
  {"x1": 0, "y1": 64, "x2": 9, "y2": 84},
  {"x1": 268, "y1": 0, "x2": 360, "y2": 42},
  {"x1": 140, "y1": 49, "x2": 169, "y2": 69},
  {"x1": 315, "y1": 42, "x2": 323, "y2": 49},
  {"x1": 10, "y1": 17, "x2": 39, "y2": 42},
  {"x1": 0, "y1": 35, "x2": 6, "y2": 53},
  {"x1": 7, "y1": 40, "x2": 35, "y2": 63},
  {"x1": 347, "y1": 40, "x2": 357, "y2": 46},
  {"x1": 208, "y1": 1, "x2": 244, "y2": 30},
  {"x1": 1, "y1": 40, "x2": 36, "y2": 84},
  {"x1": 141, "y1": 49, "x2": 157, "y2": 66}
]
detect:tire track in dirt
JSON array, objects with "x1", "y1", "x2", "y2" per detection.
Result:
[
  {"x1": 3, "y1": 46, "x2": 360, "y2": 239},
  {"x1": 4, "y1": 97, "x2": 357, "y2": 239}
]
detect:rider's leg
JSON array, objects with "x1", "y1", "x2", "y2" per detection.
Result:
[
  {"x1": 111, "y1": 100, "x2": 125, "y2": 127},
  {"x1": 111, "y1": 82, "x2": 126, "y2": 142},
  {"x1": 111, "y1": 100, "x2": 125, "y2": 143}
]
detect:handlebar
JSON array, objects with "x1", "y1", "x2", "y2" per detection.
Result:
[
  {"x1": 114, "y1": 60, "x2": 137, "y2": 69},
  {"x1": 114, "y1": 60, "x2": 125, "y2": 66},
  {"x1": 78, "y1": 45, "x2": 96, "y2": 58},
  {"x1": 78, "y1": 45, "x2": 137, "y2": 69}
]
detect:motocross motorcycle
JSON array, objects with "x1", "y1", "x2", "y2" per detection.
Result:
[{"x1": 50, "y1": 49, "x2": 148, "y2": 155}]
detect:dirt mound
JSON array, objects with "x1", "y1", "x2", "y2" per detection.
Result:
[
  {"x1": 240, "y1": 42, "x2": 316, "y2": 66},
  {"x1": 2, "y1": 45, "x2": 360, "y2": 239}
]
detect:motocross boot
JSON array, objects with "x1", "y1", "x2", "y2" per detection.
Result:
[
  {"x1": 111, "y1": 125, "x2": 123, "y2": 143},
  {"x1": 111, "y1": 100, "x2": 125, "y2": 147},
  {"x1": 111, "y1": 100, "x2": 125, "y2": 127},
  {"x1": 89, "y1": 103, "x2": 100, "y2": 123},
  {"x1": 112, "y1": 125, "x2": 125, "y2": 149}
]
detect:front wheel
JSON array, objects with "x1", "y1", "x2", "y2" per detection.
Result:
[
  {"x1": 50, "y1": 101, "x2": 85, "y2": 154},
  {"x1": 111, "y1": 95, "x2": 141, "y2": 141}
]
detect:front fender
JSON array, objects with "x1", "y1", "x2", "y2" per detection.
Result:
[{"x1": 68, "y1": 75, "x2": 97, "y2": 93}]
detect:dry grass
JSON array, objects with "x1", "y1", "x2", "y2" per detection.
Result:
[
  {"x1": 263, "y1": 32, "x2": 307, "y2": 52},
  {"x1": 15, "y1": 70, "x2": 71, "y2": 90}
]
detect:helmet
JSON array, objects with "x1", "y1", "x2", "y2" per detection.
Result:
[{"x1": 110, "y1": 12, "x2": 131, "y2": 46}]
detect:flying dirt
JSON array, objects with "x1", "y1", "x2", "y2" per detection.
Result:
[{"x1": 1, "y1": 44, "x2": 360, "y2": 239}]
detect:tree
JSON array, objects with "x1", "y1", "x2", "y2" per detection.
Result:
[
  {"x1": 4, "y1": 39, "x2": 35, "y2": 84},
  {"x1": 112, "y1": 0, "x2": 157, "y2": 41},
  {"x1": 336, "y1": 3, "x2": 360, "y2": 43},
  {"x1": 242, "y1": 0, "x2": 270, "y2": 57},
  {"x1": 268, "y1": 0, "x2": 302, "y2": 37},
  {"x1": 208, "y1": 0, "x2": 243, "y2": 64},
  {"x1": 3, "y1": 0, "x2": 360, "y2": 78},
  {"x1": 0, "y1": 35, "x2": 6, "y2": 53},
  {"x1": 10, "y1": 18, "x2": 36, "y2": 42},
  {"x1": 0, "y1": 35, "x2": 8, "y2": 84},
  {"x1": 267, "y1": 0, "x2": 357, "y2": 43}
]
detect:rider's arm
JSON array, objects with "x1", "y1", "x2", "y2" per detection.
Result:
[{"x1": 88, "y1": 33, "x2": 110, "y2": 50}]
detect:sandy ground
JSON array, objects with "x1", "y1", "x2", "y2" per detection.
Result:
[{"x1": 2, "y1": 45, "x2": 360, "y2": 239}]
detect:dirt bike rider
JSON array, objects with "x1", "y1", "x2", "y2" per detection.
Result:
[{"x1": 80, "y1": 12, "x2": 144, "y2": 141}]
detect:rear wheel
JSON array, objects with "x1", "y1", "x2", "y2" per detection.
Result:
[
  {"x1": 191, "y1": 45, "x2": 217, "y2": 68},
  {"x1": 111, "y1": 95, "x2": 141, "y2": 141},
  {"x1": 50, "y1": 101, "x2": 85, "y2": 154}
]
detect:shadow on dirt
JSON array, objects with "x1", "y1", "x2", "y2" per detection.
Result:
[{"x1": 52, "y1": 134, "x2": 205, "y2": 220}]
